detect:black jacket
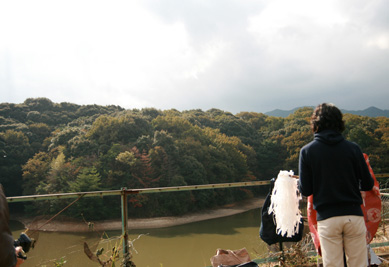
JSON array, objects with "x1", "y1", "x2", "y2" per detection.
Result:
[
  {"x1": 299, "y1": 129, "x2": 374, "y2": 221},
  {"x1": 0, "y1": 185, "x2": 17, "y2": 267}
]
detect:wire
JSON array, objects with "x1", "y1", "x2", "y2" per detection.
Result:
[{"x1": 26, "y1": 193, "x2": 85, "y2": 234}]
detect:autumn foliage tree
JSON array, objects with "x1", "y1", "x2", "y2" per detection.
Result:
[{"x1": 0, "y1": 98, "x2": 387, "y2": 219}]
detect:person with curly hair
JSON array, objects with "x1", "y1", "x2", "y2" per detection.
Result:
[{"x1": 298, "y1": 103, "x2": 374, "y2": 267}]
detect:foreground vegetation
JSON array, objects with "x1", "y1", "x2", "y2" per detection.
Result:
[{"x1": 1, "y1": 98, "x2": 388, "y2": 220}]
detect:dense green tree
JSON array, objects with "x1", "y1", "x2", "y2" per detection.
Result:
[
  {"x1": 1, "y1": 99, "x2": 388, "y2": 219},
  {"x1": 22, "y1": 152, "x2": 51, "y2": 195},
  {"x1": 87, "y1": 114, "x2": 152, "y2": 145},
  {"x1": 0, "y1": 130, "x2": 33, "y2": 196},
  {"x1": 24, "y1": 97, "x2": 54, "y2": 112},
  {"x1": 236, "y1": 112, "x2": 267, "y2": 131},
  {"x1": 68, "y1": 167, "x2": 101, "y2": 192},
  {"x1": 67, "y1": 135, "x2": 97, "y2": 157},
  {"x1": 129, "y1": 147, "x2": 160, "y2": 188},
  {"x1": 66, "y1": 167, "x2": 109, "y2": 219},
  {"x1": 26, "y1": 111, "x2": 42, "y2": 122},
  {"x1": 255, "y1": 139, "x2": 286, "y2": 179},
  {"x1": 152, "y1": 115, "x2": 193, "y2": 139},
  {"x1": 27, "y1": 123, "x2": 52, "y2": 152},
  {"x1": 139, "y1": 108, "x2": 162, "y2": 119},
  {"x1": 182, "y1": 109, "x2": 214, "y2": 128},
  {"x1": 49, "y1": 127, "x2": 82, "y2": 150},
  {"x1": 97, "y1": 144, "x2": 127, "y2": 188},
  {"x1": 149, "y1": 145, "x2": 174, "y2": 187},
  {"x1": 179, "y1": 155, "x2": 207, "y2": 185},
  {"x1": 45, "y1": 150, "x2": 76, "y2": 193}
]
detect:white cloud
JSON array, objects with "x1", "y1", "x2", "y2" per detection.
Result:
[
  {"x1": 245, "y1": 0, "x2": 389, "y2": 94},
  {"x1": 0, "y1": 0, "x2": 388, "y2": 113},
  {"x1": 367, "y1": 34, "x2": 389, "y2": 50}
]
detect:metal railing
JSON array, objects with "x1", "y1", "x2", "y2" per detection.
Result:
[
  {"x1": 6, "y1": 180, "x2": 271, "y2": 203},
  {"x1": 7, "y1": 180, "x2": 271, "y2": 264},
  {"x1": 6, "y1": 174, "x2": 389, "y2": 265}
]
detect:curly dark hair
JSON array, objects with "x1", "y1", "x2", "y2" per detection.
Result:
[{"x1": 311, "y1": 103, "x2": 345, "y2": 133}]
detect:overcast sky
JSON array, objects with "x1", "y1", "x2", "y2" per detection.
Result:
[{"x1": 1, "y1": 0, "x2": 388, "y2": 114}]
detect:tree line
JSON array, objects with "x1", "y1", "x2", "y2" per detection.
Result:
[{"x1": 1, "y1": 98, "x2": 388, "y2": 220}]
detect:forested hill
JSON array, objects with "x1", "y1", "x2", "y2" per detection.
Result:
[
  {"x1": 1, "y1": 98, "x2": 388, "y2": 220},
  {"x1": 266, "y1": 106, "x2": 389, "y2": 118}
]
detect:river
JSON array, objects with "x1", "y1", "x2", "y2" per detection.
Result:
[{"x1": 11, "y1": 209, "x2": 269, "y2": 267}]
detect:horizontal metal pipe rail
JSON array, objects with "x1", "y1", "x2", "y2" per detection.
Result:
[
  {"x1": 5, "y1": 173, "x2": 389, "y2": 265},
  {"x1": 376, "y1": 173, "x2": 389, "y2": 178},
  {"x1": 7, "y1": 173, "x2": 389, "y2": 202},
  {"x1": 6, "y1": 180, "x2": 271, "y2": 202},
  {"x1": 6, "y1": 180, "x2": 271, "y2": 264}
]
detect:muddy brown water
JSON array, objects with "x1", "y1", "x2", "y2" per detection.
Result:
[{"x1": 11, "y1": 209, "x2": 269, "y2": 267}]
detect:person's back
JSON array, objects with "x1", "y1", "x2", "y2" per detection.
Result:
[
  {"x1": 300, "y1": 129, "x2": 374, "y2": 220},
  {"x1": 299, "y1": 103, "x2": 374, "y2": 267}
]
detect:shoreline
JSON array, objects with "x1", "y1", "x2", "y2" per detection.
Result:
[{"x1": 12, "y1": 197, "x2": 265, "y2": 232}]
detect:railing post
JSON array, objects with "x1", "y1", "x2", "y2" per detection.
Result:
[{"x1": 121, "y1": 187, "x2": 129, "y2": 264}]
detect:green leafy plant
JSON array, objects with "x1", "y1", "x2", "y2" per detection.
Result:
[{"x1": 53, "y1": 257, "x2": 67, "y2": 267}]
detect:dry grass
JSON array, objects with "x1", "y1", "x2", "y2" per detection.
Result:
[
  {"x1": 256, "y1": 234, "x2": 321, "y2": 267},
  {"x1": 256, "y1": 221, "x2": 389, "y2": 267},
  {"x1": 371, "y1": 221, "x2": 389, "y2": 266}
]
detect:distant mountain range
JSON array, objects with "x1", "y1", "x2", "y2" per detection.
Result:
[{"x1": 265, "y1": 106, "x2": 389, "y2": 118}]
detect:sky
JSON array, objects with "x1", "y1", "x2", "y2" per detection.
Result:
[{"x1": 1, "y1": 0, "x2": 388, "y2": 114}]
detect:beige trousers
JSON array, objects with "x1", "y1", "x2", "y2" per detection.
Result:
[{"x1": 318, "y1": 215, "x2": 367, "y2": 267}]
